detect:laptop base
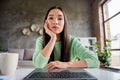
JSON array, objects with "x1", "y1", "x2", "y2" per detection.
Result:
[{"x1": 23, "y1": 68, "x2": 97, "y2": 80}]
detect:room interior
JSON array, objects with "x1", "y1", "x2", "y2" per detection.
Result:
[{"x1": 0, "y1": 0, "x2": 120, "y2": 67}]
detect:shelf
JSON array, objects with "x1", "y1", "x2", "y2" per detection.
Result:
[{"x1": 77, "y1": 37, "x2": 96, "y2": 52}]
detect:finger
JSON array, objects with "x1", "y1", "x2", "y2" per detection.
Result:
[
  {"x1": 44, "y1": 21, "x2": 48, "y2": 30},
  {"x1": 46, "y1": 62, "x2": 58, "y2": 69},
  {"x1": 45, "y1": 20, "x2": 49, "y2": 28},
  {"x1": 46, "y1": 20, "x2": 48, "y2": 25},
  {"x1": 44, "y1": 21, "x2": 51, "y2": 34},
  {"x1": 46, "y1": 64, "x2": 55, "y2": 69},
  {"x1": 48, "y1": 65, "x2": 56, "y2": 69},
  {"x1": 46, "y1": 62, "x2": 54, "y2": 69}
]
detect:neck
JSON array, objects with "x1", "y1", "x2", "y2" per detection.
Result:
[{"x1": 56, "y1": 34, "x2": 60, "y2": 41}]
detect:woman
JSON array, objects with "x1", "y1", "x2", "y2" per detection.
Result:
[{"x1": 32, "y1": 6, "x2": 100, "y2": 69}]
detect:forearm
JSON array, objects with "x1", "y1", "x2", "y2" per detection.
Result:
[
  {"x1": 66, "y1": 60, "x2": 88, "y2": 68},
  {"x1": 41, "y1": 37, "x2": 56, "y2": 58},
  {"x1": 33, "y1": 52, "x2": 49, "y2": 68}
]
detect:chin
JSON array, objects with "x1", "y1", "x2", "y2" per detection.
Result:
[{"x1": 53, "y1": 31, "x2": 61, "y2": 34}]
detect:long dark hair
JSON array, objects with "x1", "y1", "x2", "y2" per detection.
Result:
[{"x1": 43, "y1": 6, "x2": 70, "y2": 62}]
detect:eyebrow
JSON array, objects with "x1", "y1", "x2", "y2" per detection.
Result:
[
  {"x1": 48, "y1": 14, "x2": 63, "y2": 17},
  {"x1": 48, "y1": 14, "x2": 53, "y2": 16}
]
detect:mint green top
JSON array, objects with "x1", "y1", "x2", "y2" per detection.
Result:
[{"x1": 32, "y1": 35, "x2": 100, "y2": 68}]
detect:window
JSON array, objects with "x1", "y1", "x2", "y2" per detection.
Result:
[{"x1": 102, "y1": 0, "x2": 120, "y2": 66}]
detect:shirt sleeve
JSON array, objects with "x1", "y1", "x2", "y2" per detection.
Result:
[
  {"x1": 32, "y1": 37, "x2": 49, "y2": 68},
  {"x1": 71, "y1": 37, "x2": 100, "y2": 68}
]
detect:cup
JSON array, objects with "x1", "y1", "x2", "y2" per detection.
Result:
[
  {"x1": 0, "y1": 53, "x2": 18, "y2": 75},
  {"x1": 0, "y1": 54, "x2": 1, "y2": 73}
]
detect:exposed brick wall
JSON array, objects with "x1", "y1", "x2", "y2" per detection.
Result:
[
  {"x1": 92, "y1": 0, "x2": 105, "y2": 49},
  {"x1": 104, "y1": 5, "x2": 111, "y2": 39}
]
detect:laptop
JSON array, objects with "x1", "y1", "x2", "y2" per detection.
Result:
[{"x1": 23, "y1": 68, "x2": 97, "y2": 80}]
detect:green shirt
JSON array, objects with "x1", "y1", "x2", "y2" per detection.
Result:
[{"x1": 32, "y1": 35, "x2": 100, "y2": 68}]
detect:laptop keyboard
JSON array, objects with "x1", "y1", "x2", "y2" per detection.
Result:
[{"x1": 29, "y1": 71, "x2": 94, "y2": 78}]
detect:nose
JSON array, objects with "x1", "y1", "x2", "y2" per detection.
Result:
[{"x1": 53, "y1": 18, "x2": 58, "y2": 25}]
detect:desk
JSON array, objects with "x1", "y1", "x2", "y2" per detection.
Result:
[{"x1": 0, "y1": 67, "x2": 120, "y2": 80}]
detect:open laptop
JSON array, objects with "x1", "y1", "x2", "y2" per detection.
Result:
[{"x1": 23, "y1": 68, "x2": 97, "y2": 80}]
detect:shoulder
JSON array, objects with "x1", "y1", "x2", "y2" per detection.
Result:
[
  {"x1": 69, "y1": 35, "x2": 84, "y2": 46},
  {"x1": 69, "y1": 35, "x2": 79, "y2": 43},
  {"x1": 36, "y1": 36, "x2": 43, "y2": 43}
]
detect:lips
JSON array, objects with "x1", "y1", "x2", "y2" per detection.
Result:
[{"x1": 52, "y1": 26, "x2": 59, "y2": 29}]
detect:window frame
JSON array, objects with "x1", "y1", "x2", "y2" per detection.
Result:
[{"x1": 101, "y1": 0, "x2": 120, "y2": 51}]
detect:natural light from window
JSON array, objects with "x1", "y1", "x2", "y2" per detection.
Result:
[
  {"x1": 105, "y1": 0, "x2": 120, "y2": 67},
  {"x1": 108, "y1": 0, "x2": 120, "y2": 18},
  {"x1": 107, "y1": 0, "x2": 120, "y2": 49}
]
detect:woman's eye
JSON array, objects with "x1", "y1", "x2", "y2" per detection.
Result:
[
  {"x1": 49, "y1": 17, "x2": 53, "y2": 20},
  {"x1": 58, "y1": 18, "x2": 63, "y2": 20}
]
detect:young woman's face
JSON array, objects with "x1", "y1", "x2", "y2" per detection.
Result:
[{"x1": 47, "y1": 9, "x2": 64, "y2": 34}]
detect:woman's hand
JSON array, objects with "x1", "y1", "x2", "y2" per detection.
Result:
[
  {"x1": 44, "y1": 20, "x2": 56, "y2": 39},
  {"x1": 45, "y1": 60, "x2": 88, "y2": 69},
  {"x1": 45, "y1": 61, "x2": 68, "y2": 69}
]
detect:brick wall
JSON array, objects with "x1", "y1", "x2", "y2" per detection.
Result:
[{"x1": 92, "y1": 0, "x2": 105, "y2": 49}]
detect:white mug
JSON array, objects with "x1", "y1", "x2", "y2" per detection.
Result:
[
  {"x1": 0, "y1": 54, "x2": 1, "y2": 72},
  {"x1": 0, "y1": 53, "x2": 18, "y2": 75}
]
